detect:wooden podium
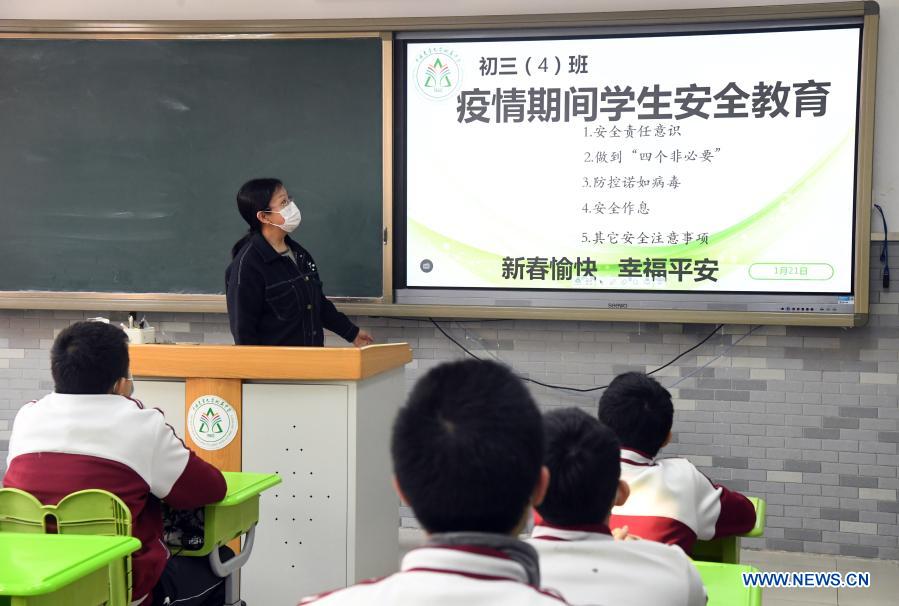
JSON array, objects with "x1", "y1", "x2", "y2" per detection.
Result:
[{"x1": 129, "y1": 343, "x2": 413, "y2": 605}]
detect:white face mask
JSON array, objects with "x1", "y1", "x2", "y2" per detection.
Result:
[{"x1": 269, "y1": 201, "x2": 302, "y2": 233}]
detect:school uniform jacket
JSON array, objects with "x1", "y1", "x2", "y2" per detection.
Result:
[
  {"x1": 609, "y1": 448, "x2": 756, "y2": 554},
  {"x1": 529, "y1": 523, "x2": 706, "y2": 606},
  {"x1": 226, "y1": 232, "x2": 359, "y2": 346},
  {"x1": 4, "y1": 392, "x2": 227, "y2": 604},
  {"x1": 297, "y1": 544, "x2": 571, "y2": 606}
]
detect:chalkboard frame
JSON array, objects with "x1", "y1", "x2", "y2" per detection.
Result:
[
  {"x1": 0, "y1": 30, "x2": 395, "y2": 308},
  {"x1": 0, "y1": 3, "x2": 878, "y2": 326}
]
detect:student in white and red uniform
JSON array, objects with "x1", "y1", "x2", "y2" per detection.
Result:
[
  {"x1": 529, "y1": 408, "x2": 706, "y2": 606},
  {"x1": 298, "y1": 359, "x2": 571, "y2": 606},
  {"x1": 599, "y1": 372, "x2": 756, "y2": 554},
  {"x1": 4, "y1": 321, "x2": 229, "y2": 606}
]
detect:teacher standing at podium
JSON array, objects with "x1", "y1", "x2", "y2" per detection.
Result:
[{"x1": 225, "y1": 178, "x2": 374, "y2": 347}]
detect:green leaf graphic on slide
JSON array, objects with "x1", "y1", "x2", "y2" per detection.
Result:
[{"x1": 409, "y1": 132, "x2": 852, "y2": 289}]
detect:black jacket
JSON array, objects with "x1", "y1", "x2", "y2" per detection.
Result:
[{"x1": 225, "y1": 232, "x2": 359, "y2": 346}]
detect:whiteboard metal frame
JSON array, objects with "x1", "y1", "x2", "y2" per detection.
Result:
[{"x1": 0, "y1": 3, "x2": 876, "y2": 35}]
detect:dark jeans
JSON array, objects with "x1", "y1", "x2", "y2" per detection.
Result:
[{"x1": 151, "y1": 547, "x2": 234, "y2": 606}]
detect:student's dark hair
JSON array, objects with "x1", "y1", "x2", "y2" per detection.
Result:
[
  {"x1": 230, "y1": 178, "x2": 284, "y2": 258},
  {"x1": 598, "y1": 372, "x2": 673, "y2": 458},
  {"x1": 51, "y1": 321, "x2": 130, "y2": 395},
  {"x1": 391, "y1": 359, "x2": 544, "y2": 535},
  {"x1": 536, "y1": 408, "x2": 621, "y2": 526}
]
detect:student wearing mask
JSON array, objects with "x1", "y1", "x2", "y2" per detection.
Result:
[
  {"x1": 4, "y1": 321, "x2": 229, "y2": 606},
  {"x1": 225, "y1": 178, "x2": 374, "y2": 347}
]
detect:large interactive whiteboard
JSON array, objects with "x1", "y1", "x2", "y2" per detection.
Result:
[{"x1": 395, "y1": 13, "x2": 876, "y2": 324}]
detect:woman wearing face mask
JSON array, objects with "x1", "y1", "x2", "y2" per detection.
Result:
[{"x1": 225, "y1": 178, "x2": 374, "y2": 347}]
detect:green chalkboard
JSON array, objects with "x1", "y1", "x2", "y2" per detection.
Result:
[{"x1": 0, "y1": 37, "x2": 383, "y2": 298}]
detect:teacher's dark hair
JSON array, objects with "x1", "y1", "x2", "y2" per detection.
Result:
[{"x1": 231, "y1": 178, "x2": 284, "y2": 258}]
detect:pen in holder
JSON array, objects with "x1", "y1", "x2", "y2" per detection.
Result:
[{"x1": 123, "y1": 327, "x2": 157, "y2": 344}]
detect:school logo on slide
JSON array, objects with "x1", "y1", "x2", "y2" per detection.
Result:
[
  {"x1": 415, "y1": 47, "x2": 461, "y2": 100},
  {"x1": 188, "y1": 395, "x2": 238, "y2": 451}
]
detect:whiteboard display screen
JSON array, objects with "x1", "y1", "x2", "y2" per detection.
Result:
[{"x1": 400, "y1": 26, "x2": 862, "y2": 296}]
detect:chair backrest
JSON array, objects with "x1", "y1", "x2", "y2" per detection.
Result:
[
  {"x1": 0, "y1": 488, "x2": 47, "y2": 533},
  {"x1": 53, "y1": 490, "x2": 134, "y2": 606},
  {"x1": 693, "y1": 561, "x2": 762, "y2": 606},
  {"x1": 54, "y1": 490, "x2": 132, "y2": 538},
  {"x1": 693, "y1": 496, "x2": 767, "y2": 564},
  {"x1": 0, "y1": 488, "x2": 134, "y2": 606},
  {"x1": 744, "y1": 497, "x2": 767, "y2": 538}
]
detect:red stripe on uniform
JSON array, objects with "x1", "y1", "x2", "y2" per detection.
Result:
[{"x1": 608, "y1": 514, "x2": 697, "y2": 553}]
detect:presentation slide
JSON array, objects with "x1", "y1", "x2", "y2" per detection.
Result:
[{"x1": 403, "y1": 27, "x2": 861, "y2": 293}]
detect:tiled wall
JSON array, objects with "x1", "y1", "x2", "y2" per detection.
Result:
[{"x1": 1, "y1": 248, "x2": 898, "y2": 559}]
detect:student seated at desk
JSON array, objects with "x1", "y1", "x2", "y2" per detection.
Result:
[
  {"x1": 298, "y1": 359, "x2": 568, "y2": 606},
  {"x1": 530, "y1": 408, "x2": 706, "y2": 606},
  {"x1": 599, "y1": 372, "x2": 756, "y2": 554},
  {"x1": 4, "y1": 321, "x2": 230, "y2": 606}
]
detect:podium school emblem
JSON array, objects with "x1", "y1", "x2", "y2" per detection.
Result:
[{"x1": 188, "y1": 395, "x2": 238, "y2": 451}]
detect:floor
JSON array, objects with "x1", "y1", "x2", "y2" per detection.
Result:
[
  {"x1": 399, "y1": 529, "x2": 898, "y2": 605},
  {"x1": 741, "y1": 550, "x2": 897, "y2": 606}
]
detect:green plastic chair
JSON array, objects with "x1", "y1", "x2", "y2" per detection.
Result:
[
  {"x1": 0, "y1": 488, "x2": 134, "y2": 606},
  {"x1": 693, "y1": 496, "x2": 767, "y2": 564},
  {"x1": 0, "y1": 489, "x2": 46, "y2": 534},
  {"x1": 693, "y1": 561, "x2": 762, "y2": 606},
  {"x1": 53, "y1": 491, "x2": 133, "y2": 606}
]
